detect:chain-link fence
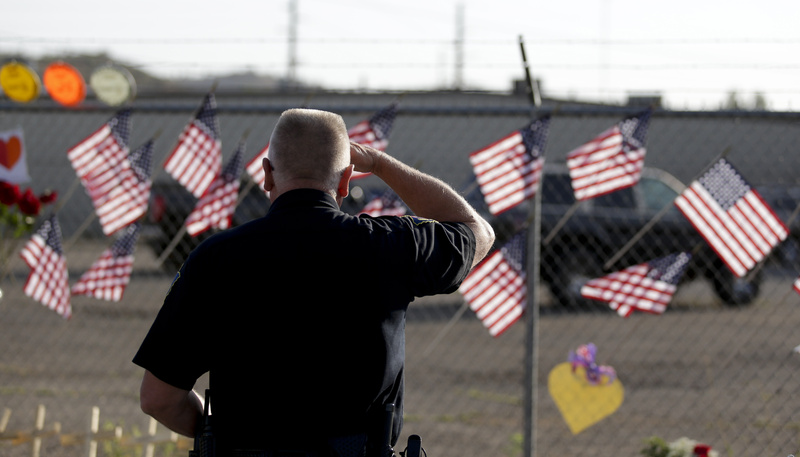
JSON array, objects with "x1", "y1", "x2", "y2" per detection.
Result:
[{"x1": 1, "y1": 92, "x2": 799, "y2": 457}]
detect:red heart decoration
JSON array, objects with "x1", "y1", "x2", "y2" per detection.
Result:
[{"x1": 0, "y1": 136, "x2": 22, "y2": 169}]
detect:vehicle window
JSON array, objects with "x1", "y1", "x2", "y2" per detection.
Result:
[
  {"x1": 541, "y1": 174, "x2": 575, "y2": 205},
  {"x1": 639, "y1": 177, "x2": 680, "y2": 210},
  {"x1": 594, "y1": 187, "x2": 636, "y2": 209}
]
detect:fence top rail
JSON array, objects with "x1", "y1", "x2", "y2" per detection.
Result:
[{"x1": 2, "y1": 99, "x2": 800, "y2": 119}]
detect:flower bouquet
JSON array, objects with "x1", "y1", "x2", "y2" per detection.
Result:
[{"x1": 641, "y1": 436, "x2": 718, "y2": 457}]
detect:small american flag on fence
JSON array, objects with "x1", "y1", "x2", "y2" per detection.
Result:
[
  {"x1": 459, "y1": 230, "x2": 527, "y2": 337},
  {"x1": 674, "y1": 158, "x2": 788, "y2": 277},
  {"x1": 469, "y1": 116, "x2": 550, "y2": 215},
  {"x1": 19, "y1": 214, "x2": 71, "y2": 319},
  {"x1": 348, "y1": 103, "x2": 398, "y2": 151},
  {"x1": 348, "y1": 103, "x2": 399, "y2": 180},
  {"x1": 163, "y1": 93, "x2": 222, "y2": 198},
  {"x1": 359, "y1": 190, "x2": 407, "y2": 217},
  {"x1": 567, "y1": 109, "x2": 651, "y2": 201},
  {"x1": 67, "y1": 109, "x2": 149, "y2": 235},
  {"x1": 245, "y1": 143, "x2": 270, "y2": 191},
  {"x1": 185, "y1": 141, "x2": 246, "y2": 236},
  {"x1": 71, "y1": 223, "x2": 140, "y2": 302},
  {"x1": 581, "y1": 252, "x2": 692, "y2": 317}
]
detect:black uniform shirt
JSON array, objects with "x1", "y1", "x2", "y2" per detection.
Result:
[{"x1": 133, "y1": 188, "x2": 476, "y2": 451}]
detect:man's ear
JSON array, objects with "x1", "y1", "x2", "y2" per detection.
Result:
[
  {"x1": 262, "y1": 158, "x2": 275, "y2": 192},
  {"x1": 337, "y1": 164, "x2": 354, "y2": 198}
]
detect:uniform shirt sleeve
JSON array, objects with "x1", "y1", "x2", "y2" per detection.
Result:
[
  {"x1": 394, "y1": 215, "x2": 476, "y2": 297},
  {"x1": 132, "y1": 251, "x2": 212, "y2": 391}
]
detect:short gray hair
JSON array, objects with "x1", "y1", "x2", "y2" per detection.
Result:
[{"x1": 268, "y1": 109, "x2": 350, "y2": 189}]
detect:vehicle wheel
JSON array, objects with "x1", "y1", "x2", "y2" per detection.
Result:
[
  {"x1": 710, "y1": 259, "x2": 761, "y2": 306},
  {"x1": 544, "y1": 242, "x2": 606, "y2": 311}
]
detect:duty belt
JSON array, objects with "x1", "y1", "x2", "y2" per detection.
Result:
[
  {"x1": 227, "y1": 433, "x2": 368, "y2": 457},
  {"x1": 228, "y1": 451, "x2": 323, "y2": 457}
]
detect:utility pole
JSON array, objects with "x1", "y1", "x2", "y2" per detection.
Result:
[
  {"x1": 287, "y1": 0, "x2": 298, "y2": 88},
  {"x1": 454, "y1": 2, "x2": 464, "y2": 90}
]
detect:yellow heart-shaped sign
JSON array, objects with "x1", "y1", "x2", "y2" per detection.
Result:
[{"x1": 548, "y1": 362, "x2": 624, "y2": 434}]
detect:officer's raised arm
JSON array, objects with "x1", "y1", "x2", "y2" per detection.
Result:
[{"x1": 350, "y1": 142, "x2": 495, "y2": 267}]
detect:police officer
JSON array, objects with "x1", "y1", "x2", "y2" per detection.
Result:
[{"x1": 133, "y1": 108, "x2": 495, "y2": 456}]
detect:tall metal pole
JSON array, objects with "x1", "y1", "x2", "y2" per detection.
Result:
[
  {"x1": 287, "y1": 0, "x2": 298, "y2": 88},
  {"x1": 454, "y1": 3, "x2": 464, "y2": 90},
  {"x1": 519, "y1": 35, "x2": 541, "y2": 457}
]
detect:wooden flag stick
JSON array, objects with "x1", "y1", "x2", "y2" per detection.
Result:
[
  {"x1": 421, "y1": 300, "x2": 471, "y2": 358},
  {"x1": 603, "y1": 146, "x2": 732, "y2": 271},
  {"x1": 52, "y1": 178, "x2": 82, "y2": 214},
  {"x1": 154, "y1": 224, "x2": 188, "y2": 268},
  {"x1": 542, "y1": 200, "x2": 582, "y2": 246},
  {"x1": 230, "y1": 130, "x2": 263, "y2": 210},
  {"x1": 62, "y1": 214, "x2": 97, "y2": 252}
]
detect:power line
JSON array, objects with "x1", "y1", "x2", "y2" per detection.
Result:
[
  {"x1": 129, "y1": 61, "x2": 800, "y2": 71},
  {"x1": 2, "y1": 36, "x2": 800, "y2": 46}
]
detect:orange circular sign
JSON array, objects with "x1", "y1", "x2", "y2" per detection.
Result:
[
  {"x1": 43, "y1": 62, "x2": 86, "y2": 107},
  {"x1": 0, "y1": 61, "x2": 41, "y2": 103}
]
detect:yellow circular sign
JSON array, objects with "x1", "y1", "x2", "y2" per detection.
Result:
[
  {"x1": 43, "y1": 62, "x2": 86, "y2": 107},
  {"x1": 90, "y1": 65, "x2": 136, "y2": 106},
  {"x1": 0, "y1": 61, "x2": 41, "y2": 103}
]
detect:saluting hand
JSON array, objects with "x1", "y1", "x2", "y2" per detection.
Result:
[{"x1": 349, "y1": 142, "x2": 380, "y2": 174}]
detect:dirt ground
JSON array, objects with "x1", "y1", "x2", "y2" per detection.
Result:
[{"x1": 2, "y1": 239, "x2": 800, "y2": 457}]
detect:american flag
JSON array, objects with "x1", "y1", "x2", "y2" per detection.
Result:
[
  {"x1": 19, "y1": 214, "x2": 71, "y2": 319},
  {"x1": 66, "y1": 109, "x2": 150, "y2": 235},
  {"x1": 349, "y1": 103, "x2": 399, "y2": 180},
  {"x1": 469, "y1": 116, "x2": 550, "y2": 215},
  {"x1": 71, "y1": 223, "x2": 140, "y2": 302},
  {"x1": 581, "y1": 252, "x2": 691, "y2": 317},
  {"x1": 185, "y1": 141, "x2": 246, "y2": 236},
  {"x1": 674, "y1": 158, "x2": 788, "y2": 277},
  {"x1": 566, "y1": 109, "x2": 651, "y2": 201},
  {"x1": 163, "y1": 93, "x2": 222, "y2": 198},
  {"x1": 459, "y1": 230, "x2": 527, "y2": 337},
  {"x1": 794, "y1": 276, "x2": 800, "y2": 296},
  {"x1": 359, "y1": 190, "x2": 407, "y2": 217}
]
